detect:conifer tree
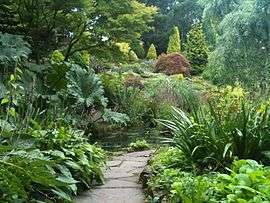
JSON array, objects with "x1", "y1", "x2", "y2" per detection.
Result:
[
  {"x1": 146, "y1": 44, "x2": 157, "y2": 60},
  {"x1": 129, "y1": 50, "x2": 139, "y2": 62},
  {"x1": 185, "y1": 23, "x2": 208, "y2": 73},
  {"x1": 167, "y1": 26, "x2": 181, "y2": 54}
]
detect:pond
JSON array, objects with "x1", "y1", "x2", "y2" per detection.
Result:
[{"x1": 95, "y1": 128, "x2": 169, "y2": 151}]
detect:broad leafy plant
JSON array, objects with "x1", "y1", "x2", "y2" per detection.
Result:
[{"x1": 0, "y1": 33, "x2": 30, "y2": 72}]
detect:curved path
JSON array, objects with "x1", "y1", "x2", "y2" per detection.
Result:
[{"x1": 75, "y1": 150, "x2": 153, "y2": 203}]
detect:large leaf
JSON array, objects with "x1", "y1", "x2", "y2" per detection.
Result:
[
  {"x1": 0, "y1": 33, "x2": 30, "y2": 69},
  {"x1": 66, "y1": 66, "x2": 108, "y2": 108}
]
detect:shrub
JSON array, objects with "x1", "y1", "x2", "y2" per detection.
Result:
[
  {"x1": 0, "y1": 126, "x2": 106, "y2": 202},
  {"x1": 145, "y1": 74, "x2": 200, "y2": 115},
  {"x1": 149, "y1": 147, "x2": 188, "y2": 173},
  {"x1": 124, "y1": 74, "x2": 144, "y2": 89},
  {"x1": 154, "y1": 53, "x2": 191, "y2": 76},
  {"x1": 146, "y1": 44, "x2": 157, "y2": 60},
  {"x1": 0, "y1": 33, "x2": 30, "y2": 72},
  {"x1": 130, "y1": 40, "x2": 145, "y2": 59},
  {"x1": 185, "y1": 23, "x2": 209, "y2": 74},
  {"x1": 167, "y1": 26, "x2": 181, "y2": 54},
  {"x1": 148, "y1": 150, "x2": 270, "y2": 203},
  {"x1": 129, "y1": 50, "x2": 139, "y2": 62},
  {"x1": 51, "y1": 50, "x2": 65, "y2": 63},
  {"x1": 211, "y1": 160, "x2": 270, "y2": 202},
  {"x1": 161, "y1": 91, "x2": 270, "y2": 172},
  {"x1": 128, "y1": 140, "x2": 150, "y2": 152}
]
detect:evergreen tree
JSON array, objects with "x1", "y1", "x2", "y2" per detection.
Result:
[
  {"x1": 146, "y1": 44, "x2": 157, "y2": 60},
  {"x1": 129, "y1": 50, "x2": 139, "y2": 62},
  {"x1": 185, "y1": 23, "x2": 208, "y2": 74},
  {"x1": 167, "y1": 26, "x2": 181, "y2": 54}
]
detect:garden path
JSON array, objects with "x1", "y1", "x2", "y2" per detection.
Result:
[{"x1": 75, "y1": 150, "x2": 153, "y2": 203}]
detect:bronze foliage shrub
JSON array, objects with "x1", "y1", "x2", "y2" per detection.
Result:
[{"x1": 154, "y1": 53, "x2": 191, "y2": 76}]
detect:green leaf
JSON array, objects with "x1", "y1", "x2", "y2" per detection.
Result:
[{"x1": 1, "y1": 97, "x2": 9, "y2": 104}]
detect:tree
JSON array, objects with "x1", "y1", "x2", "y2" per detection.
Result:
[
  {"x1": 0, "y1": 0, "x2": 22, "y2": 34},
  {"x1": 4, "y1": 0, "x2": 157, "y2": 63},
  {"x1": 185, "y1": 23, "x2": 208, "y2": 74},
  {"x1": 141, "y1": 0, "x2": 203, "y2": 54},
  {"x1": 202, "y1": 0, "x2": 270, "y2": 86},
  {"x1": 167, "y1": 26, "x2": 181, "y2": 53},
  {"x1": 129, "y1": 51, "x2": 139, "y2": 62},
  {"x1": 146, "y1": 44, "x2": 157, "y2": 59}
]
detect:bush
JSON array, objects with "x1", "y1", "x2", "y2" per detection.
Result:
[
  {"x1": 161, "y1": 87, "x2": 270, "y2": 172},
  {"x1": 0, "y1": 126, "x2": 106, "y2": 202},
  {"x1": 130, "y1": 40, "x2": 145, "y2": 59},
  {"x1": 129, "y1": 50, "x2": 139, "y2": 62},
  {"x1": 124, "y1": 74, "x2": 144, "y2": 89},
  {"x1": 167, "y1": 26, "x2": 181, "y2": 54},
  {"x1": 149, "y1": 147, "x2": 188, "y2": 173},
  {"x1": 145, "y1": 75, "x2": 200, "y2": 113},
  {"x1": 128, "y1": 140, "x2": 150, "y2": 152},
  {"x1": 51, "y1": 50, "x2": 65, "y2": 63},
  {"x1": 147, "y1": 149, "x2": 270, "y2": 203},
  {"x1": 154, "y1": 53, "x2": 191, "y2": 76},
  {"x1": 146, "y1": 44, "x2": 157, "y2": 60}
]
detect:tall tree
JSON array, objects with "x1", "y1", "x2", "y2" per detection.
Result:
[
  {"x1": 141, "y1": 0, "x2": 203, "y2": 53},
  {"x1": 167, "y1": 26, "x2": 181, "y2": 53},
  {"x1": 185, "y1": 23, "x2": 208, "y2": 74},
  {"x1": 202, "y1": 0, "x2": 270, "y2": 86},
  {"x1": 146, "y1": 43, "x2": 157, "y2": 59},
  {"x1": 3, "y1": 0, "x2": 157, "y2": 63}
]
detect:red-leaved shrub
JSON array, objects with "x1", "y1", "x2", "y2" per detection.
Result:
[{"x1": 154, "y1": 53, "x2": 191, "y2": 76}]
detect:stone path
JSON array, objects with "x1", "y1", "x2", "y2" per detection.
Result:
[{"x1": 75, "y1": 150, "x2": 153, "y2": 203}]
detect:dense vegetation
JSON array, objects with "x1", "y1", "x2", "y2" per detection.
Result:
[{"x1": 0, "y1": 0, "x2": 269, "y2": 202}]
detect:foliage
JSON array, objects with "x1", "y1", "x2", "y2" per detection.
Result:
[
  {"x1": 101, "y1": 71, "x2": 201, "y2": 127},
  {"x1": 0, "y1": 149, "x2": 76, "y2": 202},
  {"x1": 51, "y1": 50, "x2": 65, "y2": 63},
  {"x1": 201, "y1": 0, "x2": 270, "y2": 87},
  {"x1": 5, "y1": 0, "x2": 157, "y2": 63},
  {"x1": 141, "y1": 0, "x2": 203, "y2": 54},
  {"x1": 0, "y1": 126, "x2": 106, "y2": 202},
  {"x1": 149, "y1": 147, "x2": 188, "y2": 173},
  {"x1": 161, "y1": 86, "x2": 270, "y2": 172},
  {"x1": 146, "y1": 44, "x2": 157, "y2": 60},
  {"x1": 128, "y1": 140, "x2": 150, "y2": 152},
  {"x1": 145, "y1": 74, "x2": 200, "y2": 113},
  {"x1": 148, "y1": 167, "x2": 212, "y2": 202},
  {"x1": 155, "y1": 53, "x2": 190, "y2": 76},
  {"x1": 0, "y1": 33, "x2": 30, "y2": 72},
  {"x1": 211, "y1": 159, "x2": 270, "y2": 202},
  {"x1": 129, "y1": 50, "x2": 139, "y2": 62},
  {"x1": 148, "y1": 149, "x2": 270, "y2": 203},
  {"x1": 167, "y1": 26, "x2": 181, "y2": 54},
  {"x1": 66, "y1": 66, "x2": 108, "y2": 109},
  {"x1": 32, "y1": 127, "x2": 106, "y2": 189},
  {"x1": 130, "y1": 40, "x2": 145, "y2": 59},
  {"x1": 185, "y1": 23, "x2": 209, "y2": 74}
]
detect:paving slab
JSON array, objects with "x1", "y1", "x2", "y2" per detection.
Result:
[{"x1": 75, "y1": 150, "x2": 153, "y2": 203}]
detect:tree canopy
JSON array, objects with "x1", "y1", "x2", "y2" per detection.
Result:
[{"x1": 1, "y1": 0, "x2": 157, "y2": 63}]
